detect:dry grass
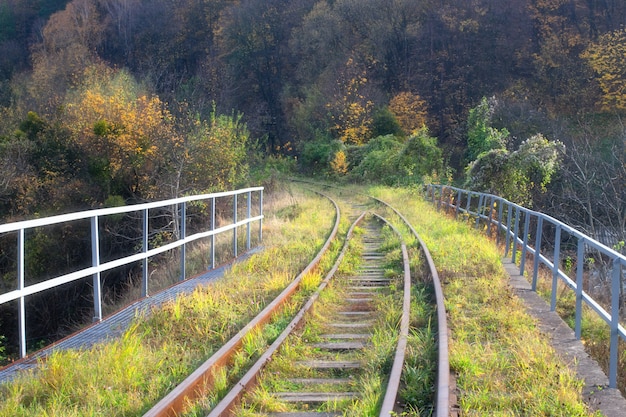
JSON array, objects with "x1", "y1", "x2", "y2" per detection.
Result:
[
  {"x1": 369, "y1": 186, "x2": 601, "y2": 416},
  {"x1": 0, "y1": 184, "x2": 339, "y2": 417}
]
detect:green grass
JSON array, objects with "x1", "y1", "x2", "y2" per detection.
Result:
[
  {"x1": 0, "y1": 184, "x2": 341, "y2": 417},
  {"x1": 232, "y1": 213, "x2": 436, "y2": 416},
  {"x1": 369, "y1": 186, "x2": 601, "y2": 416},
  {"x1": 530, "y1": 265, "x2": 626, "y2": 397},
  {"x1": 0, "y1": 182, "x2": 606, "y2": 416}
]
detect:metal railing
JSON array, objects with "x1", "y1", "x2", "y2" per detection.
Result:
[
  {"x1": 0, "y1": 187, "x2": 264, "y2": 359},
  {"x1": 426, "y1": 184, "x2": 626, "y2": 388}
]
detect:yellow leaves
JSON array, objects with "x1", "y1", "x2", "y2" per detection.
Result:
[
  {"x1": 328, "y1": 57, "x2": 374, "y2": 145},
  {"x1": 63, "y1": 65, "x2": 181, "y2": 197},
  {"x1": 330, "y1": 150, "x2": 348, "y2": 176},
  {"x1": 389, "y1": 92, "x2": 428, "y2": 135},
  {"x1": 582, "y1": 29, "x2": 626, "y2": 111}
]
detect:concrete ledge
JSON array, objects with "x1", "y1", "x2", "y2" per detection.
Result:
[{"x1": 502, "y1": 258, "x2": 626, "y2": 416}]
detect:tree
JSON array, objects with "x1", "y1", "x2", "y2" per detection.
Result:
[
  {"x1": 219, "y1": 0, "x2": 316, "y2": 151},
  {"x1": 466, "y1": 97, "x2": 509, "y2": 162},
  {"x1": 388, "y1": 92, "x2": 429, "y2": 135},
  {"x1": 64, "y1": 65, "x2": 181, "y2": 201},
  {"x1": 582, "y1": 28, "x2": 626, "y2": 112},
  {"x1": 181, "y1": 110, "x2": 249, "y2": 193},
  {"x1": 466, "y1": 133, "x2": 563, "y2": 206},
  {"x1": 549, "y1": 121, "x2": 625, "y2": 246},
  {"x1": 26, "y1": 0, "x2": 105, "y2": 115},
  {"x1": 327, "y1": 56, "x2": 375, "y2": 145}
]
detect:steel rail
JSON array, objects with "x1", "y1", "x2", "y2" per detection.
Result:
[
  {"x1": 290, "y1": 179, "x2": 451, "y2": 416},
  {"x1": 372, "y1": 196, "x2": 450, "y2": 417},
  {"x1": 207, "y1": 211, "x2": 368, "y2": 416},
  {"x1": 143, "y1": 190, "x2": 341, "y2": 417},
  {"x1": 374, "y1": 214, "x2": 412, "y2": 416}
]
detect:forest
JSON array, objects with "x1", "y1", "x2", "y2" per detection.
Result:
[{"x1": 0, "y1": 0, "x2": 625, "y2": 358}]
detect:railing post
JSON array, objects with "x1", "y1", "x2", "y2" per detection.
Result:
[
  {"x1": 575, "y1": 237, "x2": 585, "y2": 339},
  {"x1": 550, "y1": 225, "x2": 562, "y2": 312},
  {"x1": 17, "y1": 228, "x2": 26, "y2": 358},
  {"x1": 233, "y1": 194, "x2": 238, "y2": 257},
  {"x1": 505, "y1": 204, "x2": 513, "y2": 257},
  {"x1": 475, "y1": 194, "x2": 484, "y2": 229},
  {"x1": 259, "y1": 190, "x2": 263, "y2": 242},
  {"x1": 91, "y1": 216, "x2": 102, "y2": 322},
  {"x1": 437, "y1": 186, "x2": 443, "y2": 210},
  {"x1": 180, "y1": 202, "x2": 186, "y2": 281},
  {"x1": 465, "y1": 192, "x2": 472, "y2": 215},
  {"x1": 142, "y1": 209, "x2": 149, "y2": 297},
  {"x1": 512, "y1": 206, "x2": 521, "y2": 263},
  {"x1": 532, "y1": 216, "x2": 543, "y2": 291},
  {"x1": 520, "y1": 210, "x2": 531, "y2": 275},
  {"x1": 609, "y1": 258, "x2": 621, "y2": 388},
  {"x1": 210, "y1": 197, "x2": 216, "y2": 269},
  {"x1": 455, "y1": 189, "x2": 461, "y2": 218},
  {"x1": 246, "y1": 191, "x2": 252, "y2": 250},
  {"x1": 496, "y1": 198, "x2": 504, "y2": 245},
  {"x1": 486, "y1": 195, "x2": 494, "y2": 235}
]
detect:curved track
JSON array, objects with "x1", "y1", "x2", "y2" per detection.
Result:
[
  {"x1": 143, "y1": 184, "x2": 451, "y2": 416},
  {"x1": 209, "y1": 212, "x2": 412, "y2": 416},
  {"x1": 295, "y1": 181, "x2": 451, "y2": 417},
  {"x1": 144, "y1": 190, "x2": 341, "y2": 417}
]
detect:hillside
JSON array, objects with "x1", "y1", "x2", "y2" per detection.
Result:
[
  {"x1": 0, "y1": 0, "x2": 624, "y2": 233},
  {"x1": 0, "y1": 0, "x2": 624, "y2": 364}
]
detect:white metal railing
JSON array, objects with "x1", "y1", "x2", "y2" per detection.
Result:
[
  {"x1": 0, "y1": 187, "x2": 263, "y2": 358},
  {"x1": 427, "y1": 184, "x2": 626, "y2": 388}
]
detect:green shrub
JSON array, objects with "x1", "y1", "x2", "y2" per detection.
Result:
[
  {"x1": 299, "y1": 137, "x2": 344, "y2": 175},
  {"x1": 351, "y1": 129, "x2": 443, "y2": 185}
]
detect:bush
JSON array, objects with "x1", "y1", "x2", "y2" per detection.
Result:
[
  {"x1": 351, "y1": 129, "x2": 443, "y2": 185},
  {"x1": 395, "y1": 128, "x2": 444, "y2": 182},
  {"x1": 349, "y1": 135, "x2": 400, "y2": 183},
  {"x1": 299, "y1": 137, "x2": 344, "y2": 175},
  {"x1": 465, "y1": 134, "x2": 563, "y2": 206}
]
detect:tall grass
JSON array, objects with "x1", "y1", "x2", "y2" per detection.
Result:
[
  {"x1": 0, "y1": 184, "x2": 340, "y2": 417},
  {"x1": 369, "y1": 186, "x2": 601, "y2": 416}
]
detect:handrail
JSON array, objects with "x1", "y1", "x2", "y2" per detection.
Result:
[
  {"x1": 1, "y1": 187, "x2": 264, "y2": 359},
  {"x1": 426, "y1": 184, "x2": 626, "y2": 389}
]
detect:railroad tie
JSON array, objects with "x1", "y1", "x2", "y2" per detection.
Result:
[
  {"x1": 312, "y1": 341, "x2": 367, "y2": 350},
  {"x1": 266, "y1": 413, "x2": 342, "y2": 417},
  {"x1": 274, "y1": 392, "x2": 358, "y2": 402},
  {"x1": 295, "y1": 360, "x2": 361, "y2": 369}
]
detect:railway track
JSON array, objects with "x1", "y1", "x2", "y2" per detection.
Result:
[{"x1": 143, "y1": 186, "x2": 450, "y2": 417}]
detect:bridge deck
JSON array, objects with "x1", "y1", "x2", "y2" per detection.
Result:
[{"x1": 0, "y1": 248, "x2": 261, "y2": 384}]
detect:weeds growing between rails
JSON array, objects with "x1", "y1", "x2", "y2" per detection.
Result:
[
  {"x1": 0, "y1": 184, "x2": 344, "y2": 417},
  {"x1": 233, "y1": 219, "x2": 437, "y2": 416},
  {"x1": 0, "y1": 182, "x2": 603, "y2": 416}
]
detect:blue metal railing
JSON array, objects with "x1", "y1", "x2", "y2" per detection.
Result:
[
  {"x1": 0, "y1": 187, "x2": 264, "y2": 358},
  {"x1": 427, "y1": 184, "x2": 626, "y2": 388}
]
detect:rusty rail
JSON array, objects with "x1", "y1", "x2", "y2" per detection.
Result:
[{"x1": 143, "y1": 190, "x2": 341, "y2": 417}]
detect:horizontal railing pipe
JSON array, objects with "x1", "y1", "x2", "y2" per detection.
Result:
[
  {"x1": 0, "y1": 187, "x2": 264, "y2": 358},
  {"x1": 426, "y1": 184, "x2": 626, "y2": 389}
]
